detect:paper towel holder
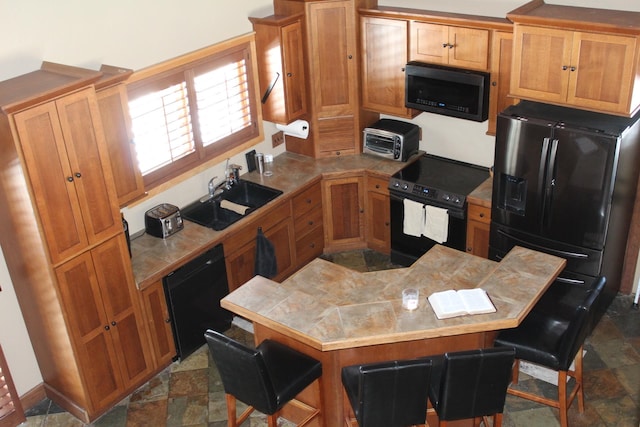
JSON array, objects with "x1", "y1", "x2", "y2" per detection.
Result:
[{"x1": 276, "y1": 120, "x2": 309, "y2": 139}]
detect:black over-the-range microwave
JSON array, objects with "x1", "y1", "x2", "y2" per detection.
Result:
[{"x1": 405, "y1": 61, "x2": 490, "y2": 122}]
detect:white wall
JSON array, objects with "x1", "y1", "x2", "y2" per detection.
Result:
[{"x1": 1, "y1": 0, "x2": 638, "y2": 398}]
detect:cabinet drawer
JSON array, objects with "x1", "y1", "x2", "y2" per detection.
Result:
[
  {"x1": 366, "y1": 175, "x2": 389, "y2": 194},
  {"x1": 292, "y1": 182, "x2": 322, "y2": 218},
  {"x1": 295, "y1": 225, "x2": 324, "y2": 266},
  {"x1": 468, "y1": 203, "x2": 490, "y2": 224},
  {"x1": 223, "y1": 201, "x2": 291, "y2": 255},
  {"x1": 294, "y1": 205, "x2": 323, "y2": 237}
]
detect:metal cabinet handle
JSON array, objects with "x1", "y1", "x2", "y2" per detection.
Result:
[
  {"x1": 75, "y1": 172, "x2": 81, "y2": 178},
  {"x1": 67, "y1": 176, "x2": 74, "y2": 182}
]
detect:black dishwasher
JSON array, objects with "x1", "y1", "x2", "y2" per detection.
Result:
[{"x1": 163, "y1": 244, "x2": 232, "y2": 360}]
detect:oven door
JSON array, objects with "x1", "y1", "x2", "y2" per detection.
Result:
[{"x1": 390, "y1": 192, "x2": 467, "y2": 266}]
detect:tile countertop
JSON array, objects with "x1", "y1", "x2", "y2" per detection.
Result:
[
  {"x1": 222, "y1": 245, "x2": 566, "y2": 351},
  {"x1": 130, "y1": 152, "x2": 421, "y2": 290},
  {"x1": 467, "y1": 176, "x2": 493, "y2": 208}
]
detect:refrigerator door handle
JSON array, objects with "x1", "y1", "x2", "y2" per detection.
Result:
[
  {"x1": 542, "y1": 138, "x2": 559, "y2": 229},
  {"x1": 496, "y1": 228, "x2": 589, "y2": 260}
]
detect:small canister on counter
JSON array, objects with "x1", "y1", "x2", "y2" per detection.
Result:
[{"x1": 255, "y1": 152, "x2": 265, "y2": 174}]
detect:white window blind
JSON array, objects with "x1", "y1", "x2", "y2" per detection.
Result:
[{"x1": 127, "y1": 37, "x2": 259, "y2": 189}]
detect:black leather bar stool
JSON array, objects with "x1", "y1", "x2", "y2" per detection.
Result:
[
  {"x1": 341, "y1": 358, "x2": 432, "y2": 427},
  {"x1": 204, "y1": 329, "x2": 322, "y2": 427},
  {"x1": 494, "y1": 276, "x2": 606, "y2": 427},
  {"x1": 427, "y1": 348, "x2": 516, "y2": 427}
]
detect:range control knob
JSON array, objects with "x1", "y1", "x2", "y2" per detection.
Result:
[
  {"x1": 443, "y1": 194, "x2": 451, "y2": 201},
  {"x1": 402, "y1": 183, "x2": 409, "y2": 190}
]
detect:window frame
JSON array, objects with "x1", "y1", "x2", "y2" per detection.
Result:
[{"x1": 125, "y1": 33, "x2": 263, "y2": 191}]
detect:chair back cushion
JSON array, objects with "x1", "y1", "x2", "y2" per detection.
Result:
[
  {"x1": 204, "y1": 330, "x2": 278, "y2": 414},
  {"x1": 342, "y1": 358, "x2": 432, "y2": 427},
  {"x1": 429, "y1": 348, "x2": 515, "y2": 421},
  {"x1": 557, "y1": 276, "x2": 606, "y2": 369},
  {"x1": 494, "y1": 276, "x2": 606, "y2": 371}
]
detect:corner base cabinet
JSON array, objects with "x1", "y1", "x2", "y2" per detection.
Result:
[{"x1": 0, "y1": 63, "x2": 155, "y2": 423}]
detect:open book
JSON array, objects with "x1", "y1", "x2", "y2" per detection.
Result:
[{"x1": 428, "y1": 288, "x2": 496, "y2": 319}]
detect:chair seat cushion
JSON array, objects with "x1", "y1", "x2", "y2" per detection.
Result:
[
  {"x1": 258, "y1": 339, "x2": 322, "y2": 409},
  {"x1": 495, "y1": 311, "x2": 569, "y2": 370}
]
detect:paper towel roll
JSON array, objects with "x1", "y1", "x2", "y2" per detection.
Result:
[{"x1": 276, "y1": 120, "x2": 309, "y2": 139}]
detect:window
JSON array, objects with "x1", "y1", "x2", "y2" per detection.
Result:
[{"x1": 127, "y1": 35, "x2": 261, "y2": 189}]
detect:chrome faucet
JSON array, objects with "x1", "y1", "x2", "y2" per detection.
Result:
[{"x1": 207, "y1": 176, "x2": 225, "y2": 198}]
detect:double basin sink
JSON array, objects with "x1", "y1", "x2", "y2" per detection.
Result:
[{"x1": 181, "y1": 179, "x2": 283, "y2": 231}]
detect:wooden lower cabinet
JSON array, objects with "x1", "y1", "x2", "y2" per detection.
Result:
[
  {"x1": 292, "y1": 181, "x2": 324, "y2": 267},
  {"x1": 140, "y1": 280, "x2": 176, "y2": 367},
  {"x1": 55, "y1": 235, "x2": 153, "y2": 414},
  {"x1": 466, "y1": 203, "x2": 491, "y2": 258},
  {"x1": 322, "y1": 174, "x2": 366, "y2": 252},
  {"x1": 224, "y1": 200, "x2": 295, "y2": 291},
  {"x1": 365, "y1": 174, "x2": 391, "y2": 254}
]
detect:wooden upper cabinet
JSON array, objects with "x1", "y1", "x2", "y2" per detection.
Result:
[
  {"x1": 508, "y1": 1, "x2": 640, "y2": 116},
  {"x1": 250, "y1": 14, "x2": 308, "y2": 124},
  {"x1": 487, "y1": 30, "x2": 518, "y2": 136},
  {"x1": 361, "y1": 15, "x2": 419, "y2": 118},
  {"x1": 14, "y1": 88, "x2": 121, "y2": 264},
  {"x1": 308, "y1": 0, "x2": 357, "y2": 118},
  {"x1": 95, "y1": 65, "x2": 145, "y2": 207},
  {"x1": 410, "y1": 22, "x2": 490, "y2": 71}
]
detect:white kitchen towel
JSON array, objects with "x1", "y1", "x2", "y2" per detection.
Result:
[
  {"x1": 403, "y1": 198, "x2": 424, "y2": 237},
  {"x1": 423, "y1": 205, "x2": 449, "y2": 243}
]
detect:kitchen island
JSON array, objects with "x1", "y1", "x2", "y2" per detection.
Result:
[{"x1": 222, "y1": 245, "x2": 566, "y2": 426}]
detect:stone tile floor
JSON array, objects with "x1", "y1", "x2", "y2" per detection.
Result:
[{"x1": 20, "y1": 249, "x2": 640, "y2": 426}]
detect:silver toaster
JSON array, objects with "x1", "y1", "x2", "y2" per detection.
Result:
[{"x1": 144, "y1": 203, "x2": 184, "y2": 238}]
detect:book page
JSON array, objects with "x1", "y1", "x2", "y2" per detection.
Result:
[
  {"x1": 428, "y1": 290, "x2": 467, "y2": 319},
  {"x1": 458, "y1": 288, "x2": 496, "y2": 315}
]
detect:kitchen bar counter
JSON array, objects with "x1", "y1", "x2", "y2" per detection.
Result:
[
  {"x1": 222, "y1": 245, "x2": 565, "y2": 426},
  {"x1": 130, "y1": 152, "x2": 419, "y2": 289}
]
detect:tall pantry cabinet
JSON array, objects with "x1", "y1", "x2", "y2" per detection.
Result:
[
  {"x1": 272, "y1": 0, "x2": 379, "y2": 158},
  {"x1": 0, "y1": 63, "x2": 153, "y2": 423}
]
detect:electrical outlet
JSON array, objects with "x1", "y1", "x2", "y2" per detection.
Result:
[{"x1": 272, "y1": 131, "x2": 285, "y2": 147}]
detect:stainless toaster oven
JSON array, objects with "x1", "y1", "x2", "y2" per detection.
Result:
[{"x1": 363, "y1": 119, "x2": 420, "y2": 162}]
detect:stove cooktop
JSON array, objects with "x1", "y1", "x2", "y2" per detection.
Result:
[{"x1": 389, "y1": 154, "x2": 490, "y2": 210}]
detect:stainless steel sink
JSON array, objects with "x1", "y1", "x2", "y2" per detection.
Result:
[{"x1": 181, "y1": 180, "x2": 283, "y2": 230}]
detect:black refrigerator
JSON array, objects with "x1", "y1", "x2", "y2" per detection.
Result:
[{"x1": 489, "y1": 101, "x2": 640, "y2": 311}]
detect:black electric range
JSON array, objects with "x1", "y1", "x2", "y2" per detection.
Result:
[
  {"x1": 389, "y1": 154, "x2": 490, "y2": 213},
  {"x1": 388, "y1": 154, "x2": 490, "y2": 266}
]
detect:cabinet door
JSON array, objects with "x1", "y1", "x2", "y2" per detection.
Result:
[
  {"x1": 466, "y1": 203, "x2": 490, "y2": 258},
  {"x1": 96, "y1": 84, "x2": 145, "y2": 206},
  {"x1": 322, "y1": 175, "x2": 365, "y2": 251},
  {"x1": 226, "y1": 219, "x2": 295, "y2": 291},
  {"x1": 15, "y1": 88, "x2": 121, "y2": 264},
  {"x1": 510, "y1": 25, "x2": 573, "y2": 104},
  {"x1": 307, "y1": 0, "x2": 357, "y2": 117},
  {"x1": 252, "y1": 15, "x2": 308, "y2": 124},
  {"x1": 568, "y1": 32, "x2": 637, "y2": 114},
  {"x1": 447, "y1": 26, "x2": 489, "y2": 70},
  {"x1": 487, "y1": 31, "x2": 517, "y2": 136},
  {"x1": 410, "y1": 22, "x2": 449, "y2": 65},
  {"x1": 366, "y1": 177, "x2": 390, "y2": 254},
  {"x1": 361, "y1": 16, "x2": 417, "y2": 118},
  {"x1": 55, "y1": 249, "x2": 123, "y2": 411},
  {"x1": 92, "y1": 236, "x2": 153, "y2": 388},
  {"x1": 141, "y1": 280, "x2": 176, "y2": 368}
]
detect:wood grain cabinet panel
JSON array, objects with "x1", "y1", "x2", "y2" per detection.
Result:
[
  {"x1": 487, "y1": 30, "x2": 518, "y2": 136},
  {"x1": 140, "y1": 280, "x2": 177, "y2": 367},
  {"x1": 55, "y1": 236, "x2": 153, "y2": 411},
  {"x1": 95, "y1": 68, "x2": 145, "y2": 207},
  {"x1": 14, "y1": 88, "x2": 121, "y2": 264},
  {"x1": 410, "y1": 22, "x2": 490, "y2": 71},
  {"x1": 250, "y1": 14, "x2": 308, "y2": 124},
  {"x1": 466, "y1": 203, "x2": 490, "y2": 258},
  {"x1": 361, "y1": 15, "x2": 419, "y2": 118},
  {"x1": 365, "y1": 174, "x2": 390, "y2": 254},
  {"x1": 322, "y1": 174, "x2": 366, "y2": 252},
  {"x1": 508, "y1": 2, "x2": 640, "y2": 116},
  {"x1": 292, "y1": 181, "x2": 324, "y2": 266}
]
